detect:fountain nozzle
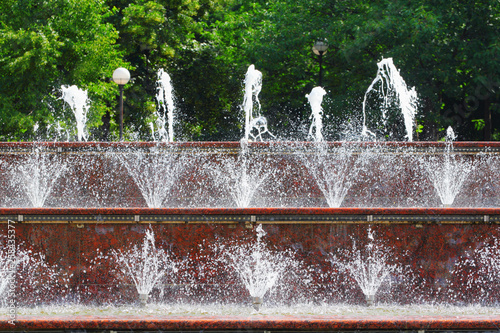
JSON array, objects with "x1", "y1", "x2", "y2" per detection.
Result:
[
  {"x1": 139, "y1": 293, "x2": 149, "y2": 307},
  {"x1": 365, "y1": 294, "x2": 375, "y2": 306},
  {"x1": 252, "y1": 296, "x2": 263, "y2": 311}
]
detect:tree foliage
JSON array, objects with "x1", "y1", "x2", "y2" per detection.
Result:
[{"x1": 0, "y1": 0, "x2": 126, "y2": 140}]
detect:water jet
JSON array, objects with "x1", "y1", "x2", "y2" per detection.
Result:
[
  {"x1": 252, "y1": 296, "x2": 263, "y2": 311},
  {"x1": 365, "y1": 294, "x2": 375, "y2": 306},
  {"x1": 138, "y1": 293, "x2": 148, "y2": 306}
]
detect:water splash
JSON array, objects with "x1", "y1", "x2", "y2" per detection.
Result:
[
  {"x1": 111, "y1": 228, "x2": 177, "y2": 305},
  {"x1": 119, "y1": 149, "x2": 187, "y2": 208},
  {"x1": 10, "y1": 148, "x2": 67, "y2": 207},
  {"x1": 221, "y1": 225, "x2": 303, "y2": 310},
  {"x1": 306, "y1": 87, "x2": 327, "y2": 142},
  {"x1": 61, "y1": 85, "x2": 90, "y2": 141},
  {"x1": 0, "y1": 244, "x2": 66, "y2": 306},
  {"x1": 474, "y1": 237, "x2": 500, "y2": 280},
  {"x1": 206, "y1": 143, "x2": 274, "y2": 207},
  {"x1": 151, "y1": 69, "x2": 175, "y2": 142},
  {"x1": 423, "y1": 127, "x2": 476, "y2": 206},
  {"x1": 0, "y1": 249, "x2": 16, "y2": 304},
  {"x1": 450, "y1": 233, "x2": 500, "y2": 303},
  {"x1": 242, "y1": 65, "x2": 275, "y2": 142},
  {"x1": 330, "y1": 227, "x2": 403, "y2": 305},
  {"x1": 362, "y1": 58, "x2": 418, "y2": 141},
  {"x1": 301, "y1": 143, "x2": 368, "y2": 208}
]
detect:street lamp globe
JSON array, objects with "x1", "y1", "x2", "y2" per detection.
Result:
[
  {"x1": 112, "y1": 67, "x2": 131, "y2": 85},
  {"x1": 312, "y1": 40, "x2": 328, "y2": 55}
]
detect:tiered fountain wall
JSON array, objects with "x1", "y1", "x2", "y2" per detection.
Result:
[
  {"x1": 1, "y1": 141, "x2": 500, "y2": 313},
  {"x1": 1, "y1": 141, "x2": 500, "y2": 331}
]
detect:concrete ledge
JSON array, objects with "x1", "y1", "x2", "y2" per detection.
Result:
[
  {"x1": 0, "y1": 141, "x2": 499, "y2": 153},
  {"x1": 2, "y1": 315, "x2": 500, "y2": 331}
]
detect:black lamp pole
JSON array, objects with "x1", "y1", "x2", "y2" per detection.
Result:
[
  {"x1": 112, "y1": 67, "x2": 131, "y2": 141},
  {"x1": 119, "y1": 84, "x2": 124, "y2": 141},
  {"x1": 313, "y1": 40, "x2": 328, "y2": 87},
  {"x1": 318, "y1": 51, "x2": 324, "y2": 87}
]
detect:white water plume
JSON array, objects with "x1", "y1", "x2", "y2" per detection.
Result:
[
  {"x1": 119, "y1": 149, "x2": 186, "y2": 208},
  {"x1": 362, "y1": 58, "x2": 418, "y2": 141},
  {"x1": 61, "y1": 85, "x2": 90, "y2": 141},
  {"x1": 111, "y1": 228, "x2": 177, "y2": 299},
  {"x1": 306, "y1": 87, "x2": 327, "y2": 142},
  {"x1": 242, "y1": 65, "x2": 275, "y2": 141},
  {"x1": 222, "y1": 225, "x2": 303, "y2": 303},
  {"x1": 423, "y1": 127, "x2": 476, "y2": 206},
  {"x1": 207, "y1": 145, "x2": 274, "y2": 207},
  {"x1": 152, "y1": 69, "x2": 175, "y2": 142},
  {"x1": 11, "y1": 149, "x2": 67, "y2": 207}
]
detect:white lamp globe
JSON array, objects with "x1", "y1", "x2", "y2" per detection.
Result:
[
  {"x1": 312, "y1": 40, "x2": 328, "y2": 55},
  {"x1": 112, "y1": 67, "x2": 131, "y2": 85}
]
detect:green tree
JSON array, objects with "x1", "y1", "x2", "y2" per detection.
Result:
[
  {"x1": 105, "y1": 0, "x2": 235, "y2": 140},
  {"x1": 216, "y1": 0, "x2": 500, "y2": 141},
  {"x1": 0, "y1": 0, "x2": 126, "y2": 140}
]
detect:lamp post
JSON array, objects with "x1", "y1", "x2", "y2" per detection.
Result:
[
  {"x1": 312, "y1": 40, "x2": 328, "y2": 87},
  {"x1": 112, "y1": 67, "x2": 131, "y2": 141}
]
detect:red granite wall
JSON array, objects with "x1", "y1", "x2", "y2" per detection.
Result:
[
  {"x1": 0, "y1": 142, "x2": 499, "y2": 307},
  {"x1": 2, "y1": 221, "x2": 499, "y2": 306},
  {"x1": 0, "y1": 141, "x2": 498, "y2": 208}
]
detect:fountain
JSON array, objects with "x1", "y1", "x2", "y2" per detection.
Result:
[
  {"x1": 0, "y1": 58, "x2": 500, "y2": 332},
  {"x1": 330, "y1": 226, "x2": 405, "y2": 305},
  {"x1": 423, "y1": 127, "x2": 477, "y2": 207},
  {"x1": 242, "y1": 65, "x2": 275, "y2": 141},
  {"x1": 299, "y1": 142, "x2": 372, "y2": 208},
  {"x1": 205, "y1": 142, "x2": 276, "y2": 208},
  {"x1": 306, "y1": 86, "x2": 327, "y2": 142},
  {"x1": 8, "y1": 147, "x2": 67, "y2": 207},
  {"x1": 118, "y1": 147, "x2": 188, "y2": 208},
  {"x1": 111, "y1": 227, "x2": 177, "y2": 306},
  {"x1": 215, "y1": 224, "x2": 306, "y2": 310}
]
